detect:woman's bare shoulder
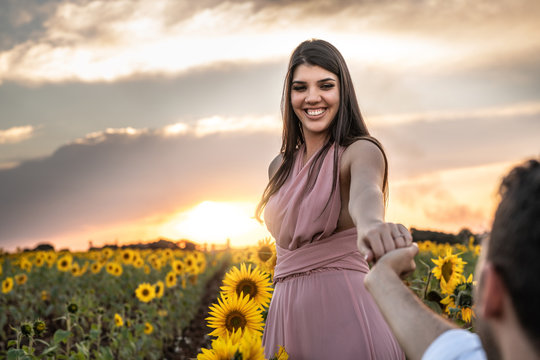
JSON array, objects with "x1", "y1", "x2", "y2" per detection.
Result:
[
  {"x1": 341, "y1": 138, "x2": 385, "y2": 169},
  {"x1": 268, "y1": 153, "x2": 283, "y2": 179}
]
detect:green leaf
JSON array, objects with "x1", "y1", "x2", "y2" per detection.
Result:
[
  {"x1": 89, "y1": 328, "x2": 100, "y2": 341},
  {"x1": 98, "y1": 347, "x2": 114, "y2": 360},
  {"x1": 34, "y1": 339, "x2": 50, "y2": 347},
  {"x1": 41, "y1": 345, "x2": 58, "y2": 356},
  {"x1": 75, "y1": 343, "x2": 89, "y2": 357},
  {"x1": 7, "y1": 348, "x2": 26, "y2": 360},
  {"x1": 53, "y1": 329, "x2": 72, "y2": 345},
  {"x1": 7, "y1": 339, "x2": 18, "y2": 348}
]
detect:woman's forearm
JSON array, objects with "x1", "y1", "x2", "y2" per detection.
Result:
[{"x1": 348, "y1": 184, "x2": 385, "y2": 234}]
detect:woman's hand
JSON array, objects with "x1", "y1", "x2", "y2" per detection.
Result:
[{"x1": 357, "y1": 222, "x2": 413, "y2": 263}]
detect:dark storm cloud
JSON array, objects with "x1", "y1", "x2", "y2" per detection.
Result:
[{"x1": 0, "y1": 129, "x2": 279, "y2": 244}]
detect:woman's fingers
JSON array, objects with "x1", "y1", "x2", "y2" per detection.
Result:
[
  {"x1": 397, "y1": 223, "x2": 413, "y2": 245},
  {"x1": 390, "y1": 223, "x2": 406, "y2": 248},
  {"x1": 359, "y1": 223, "x2": 414, "y2": 262},
  {"x1": 380, "y1": 226, "x2": 395, "y2": 254}
]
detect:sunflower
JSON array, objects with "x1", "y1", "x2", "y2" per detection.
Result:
[
  {"x1": 431, "y1": 249, "x2": 467, "y2": 294},
  {"x1": 184, "y1": 254, "x2": 200, "y2": 274},
  {"x1": 206, "y1": 293, "x2": 264, "y2": 338},
  {"x1": 114, "y1": 313, "x2": 124, "y2": 327},
  {"x1": 144, "y1": 265, "x2": 151, "y2": 274},
  {"x1": 57, "y1": 254, "x2": 73, "y2": 272},
  {"x1": 162, "y1": 249, "x2": 173, "y2": 260},
  {"x1": 2, "y1": 277, "x2": 14, "y2": 294},
  {"x1": 221, "y1": 263, "x2": 273, "y2": 309},
  {"x1": 90, "y1": 262, "x2": 102, "y2": 274},
  {"x1": 254, "y1": 237, "x2": 274, "y2": 266},
  {"x1": 274, "y1": 345, "x2": 289, "y2": 360},
  {"x1": 106, "y1": 262, "x2": 123, "y2": 277},
  {"x1": 71, "y1": 262, "x2": 83, "y2": 277},
  {"x1": 19, "y1": 258, "x2": 32, "y2": 272},
  {"x1": 14, "y1": 273, "x2": 28, "y2": 285},
  {"x1": 165, "y1": 271, "x2": 177, "y2": 288},
  {"x1": 113, "y1": 263, "x2": 123, "y2": 276},
  {"x1": 35, "y1": 254, "x2": 46, "y2": 267},
  {"x1": 45, "y1": 252, "x2": 57, "y2": 267},
  {"x1": 154, "y1": 280, "x2": 165, "y2": 298},
  {"x1": 144, "y1": 322, "x2": 154, "y2": 334},
  {"x1": 197, "y1": 330, "x2": 243, "y2": 360},
  {"x1": 41, "y1": 290, "x2": 50, "y2": 301},
  {"x1": 441, "y1": 274, "x2": 475, "y2": 323},
  {"x1": 172, "y1": 260, "x2": 186, "y2": 275},
  {"x1": 101, "y1": 248, "x2": 114, "y2": 260},
  {"x1": 238, "y1": 329, "x2": 265, "y2": 360},
  {"x1": 120, "y1": 249, "x2": 134, "y2": 265},
  {"x1": 133, "y1": 256, "x2": 144, "y2": 268},
  {"x1": 135, "y1": 283, "x2": 156, "y2": 303}
]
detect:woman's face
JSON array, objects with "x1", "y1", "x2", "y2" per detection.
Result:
[{"x1": 290, "y1": 64, "x2": 340, "y2": 139}]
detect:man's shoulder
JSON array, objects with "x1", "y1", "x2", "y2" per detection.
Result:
[{"x1": 422, "y1": 329, "x2": 487, "y2": 360}]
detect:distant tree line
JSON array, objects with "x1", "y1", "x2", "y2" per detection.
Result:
[
  {"x1": 22, "y1": 238, "x2": 198, "y2": 253},
  {"x1": 411, "y1": 227, "x2": 483, "y2": 245}
]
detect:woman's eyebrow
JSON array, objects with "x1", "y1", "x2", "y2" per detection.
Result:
[{"x1": 292, "y1": 78, "x2": 337, "y2": 84}]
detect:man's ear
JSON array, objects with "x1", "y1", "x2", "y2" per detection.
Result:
[{"x1": 478, "y1": 263, "x2": 506, "y2": 319}]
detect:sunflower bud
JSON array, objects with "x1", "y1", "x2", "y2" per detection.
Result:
[
  {"x1": 33, "y1": 320, "x2": 47, "y2": 336},
  {"x1": 67, "y1": 303, "x2": 78, "y2": 314},
  {"x1": 21, "y1": 323, "x2": 33, "y2": 336}
]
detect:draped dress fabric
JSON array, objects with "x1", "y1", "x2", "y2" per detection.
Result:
[{"x1": 262, "y1": 142, "x2": 404, "y2": 360}]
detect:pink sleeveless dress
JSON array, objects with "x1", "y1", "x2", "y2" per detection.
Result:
[{"x1": 262, "y1": 143, "x2": 404, "y2": 360}]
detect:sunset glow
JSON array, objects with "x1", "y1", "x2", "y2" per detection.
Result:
[{"x1": 159, "y1": 201, "x2": 267, "y2": 246}]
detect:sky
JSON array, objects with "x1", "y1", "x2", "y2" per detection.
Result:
[{"x1": 0, "y1": 0, "x2": 539, "y2": 252}]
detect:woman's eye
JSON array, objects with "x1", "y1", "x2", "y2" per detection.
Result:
[
  {"x1": 321, "y1": 83, "x2": 334, "y2": 89},
  {"x1": 292, "y1": 85, "x2": 306, "y2": 91}
]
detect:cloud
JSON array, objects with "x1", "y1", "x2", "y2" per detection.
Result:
[
  {"x1": 0, "y1": 121, "x2": 280, "y2": 247},
  {"x1": 0, "y1": 0, "x2": 538, "y2": 84},
  {"x1": 0, "y1": 125, "x2": 35, "y2": 144}
]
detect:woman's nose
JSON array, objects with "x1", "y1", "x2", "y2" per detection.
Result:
[{"x1": 305, "y1": 89, "x2": 321, "y2": 103}]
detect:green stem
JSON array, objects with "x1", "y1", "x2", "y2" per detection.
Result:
[
  {"x1": 423, "y1": 271, "x2": 433, "y2": 300},
  {"x1": 66, "y1": 315, "x2": 72, "y2": 356}
]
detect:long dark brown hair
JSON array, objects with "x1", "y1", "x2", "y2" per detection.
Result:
[{"x1": 255, "y1": 39, "x2": 388, "y2": 222}]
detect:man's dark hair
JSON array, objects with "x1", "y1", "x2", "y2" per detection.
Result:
[{"x1": 488, "y1": 158, "x2": 540, "y2": 353}]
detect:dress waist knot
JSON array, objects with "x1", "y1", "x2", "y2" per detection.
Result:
[{"x1": 273, "y1": 227, "x2": 369, "y2": 283}]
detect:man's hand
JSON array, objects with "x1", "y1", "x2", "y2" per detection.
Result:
[{"x1": 369, "y1": 243, "x2": 419, "y2": 280}]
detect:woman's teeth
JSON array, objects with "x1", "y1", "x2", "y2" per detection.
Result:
[{"x1": 306, "y1": 108, "x2": 325, "y2": 116}]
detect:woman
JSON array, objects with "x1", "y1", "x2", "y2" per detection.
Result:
[{"x1": 255, "y1": 39, "x2": 411, "y2": 359}]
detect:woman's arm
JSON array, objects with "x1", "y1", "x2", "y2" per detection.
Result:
[{"x1": 345, "y1": 140, "x2": 412, "y2": 262}]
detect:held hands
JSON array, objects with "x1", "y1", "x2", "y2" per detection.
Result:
[{"x1": 357, "y1": 222, "x2": 413, "y2": 263}]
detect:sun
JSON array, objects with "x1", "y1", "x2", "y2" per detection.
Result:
[{"x1": 160, "y1": 201, "x2": 265, "y2": 245}]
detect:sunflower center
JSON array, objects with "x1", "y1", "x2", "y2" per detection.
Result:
[
  {"x1": 235, "y1": 279, "x2": 257, "y2": 298},
  {"x1": 258, "y1": 246, "x2": 272, "y2": 262},
  {"x1": 441, "y1": 260, "x2": 454, "y2": 283},
  {"x1": 457, "y1": 293, "x2": 473, "y2": 307},
  {"x1": 142, "y1": 289, "x2": 149, "y2": 296},
  {"x1": 225, "y1": 311, "x2": 247, "y2": 332}
]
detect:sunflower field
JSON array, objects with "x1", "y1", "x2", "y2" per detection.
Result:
[
  {"x1": 0, "y1": 247, "x2": 227, "y2": 359},
  {"x1": 0, "y1": 236, "x2": 480, "y2": 359}
]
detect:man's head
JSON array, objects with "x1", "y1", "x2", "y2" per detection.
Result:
[{"x1": 475, "y1": 159, "x2": 540, "y2": 359}]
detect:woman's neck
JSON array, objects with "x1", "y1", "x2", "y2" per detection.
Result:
[{"x1": 302, "y1": 133, "x2": 330, "y2": 166}]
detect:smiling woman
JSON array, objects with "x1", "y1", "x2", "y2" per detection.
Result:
[{"x1": 160, "y1": 201, "x2": 266, "y2": 246}]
